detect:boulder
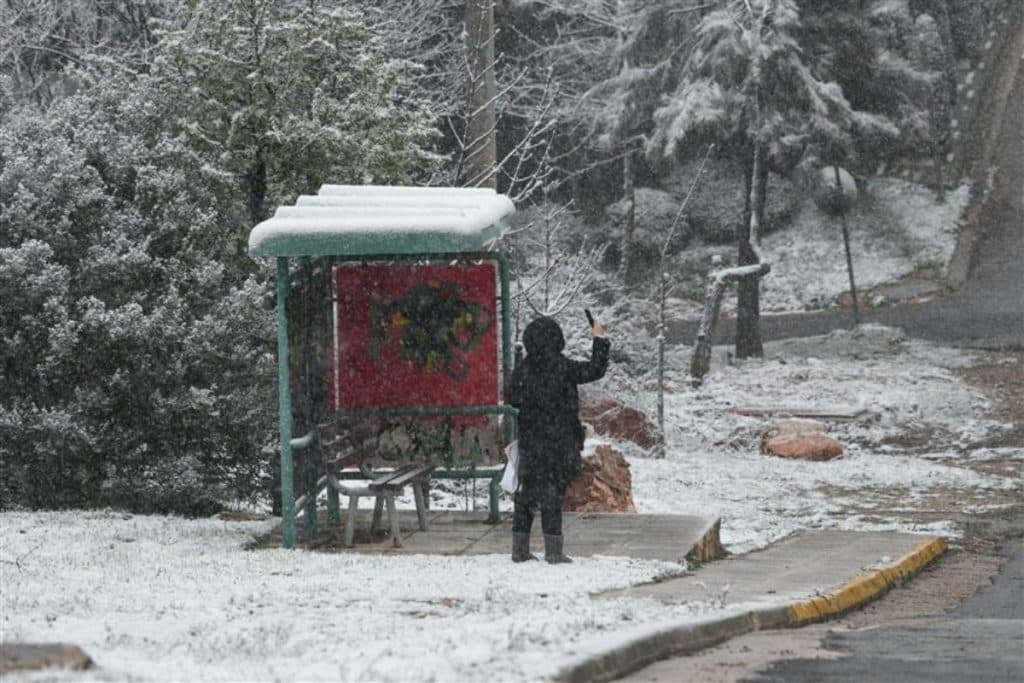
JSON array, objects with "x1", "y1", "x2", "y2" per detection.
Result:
[
  {"x1": 763, "y1": 433, "x2": 844, "y2": 461},
  {"x1": 580, "y1": 399, "x2": 658, "y2": 448},
  {"x1": 0, "y1": 644, "x2": 93, "y2": 674},
  {"x1": 814, "y1": 166, "x2": 858, "y2": 215},
  {"x1": 564, "y1": 445, "x2": 636, "y2": 513},
  {"x1": 761, "y1": 419, "x2": 843, "y2": 461}
]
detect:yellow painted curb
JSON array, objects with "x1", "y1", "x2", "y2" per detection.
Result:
[{"x1": 788, "y1": 536, "x2": 947, "y2": 625}]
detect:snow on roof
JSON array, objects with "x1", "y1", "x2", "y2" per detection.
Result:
[{"x1": 248, "y1": 185, "x2": 516, "y2": 257}]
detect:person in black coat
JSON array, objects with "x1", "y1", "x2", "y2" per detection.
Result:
[{"x1": 509, "y1": 315, "x2": 610, "y2": 563}]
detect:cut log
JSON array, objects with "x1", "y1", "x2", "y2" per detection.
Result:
[{"x1": 729, "y1": 406, "x2": 873, "y2": 422}]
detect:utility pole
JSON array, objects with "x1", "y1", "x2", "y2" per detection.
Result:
[
  {"x1": 833, "y1": 165, "x2": 860, "y2": 325},
  {"x1": 465, "y1": 0, "x2": 497, "y2": 189}
]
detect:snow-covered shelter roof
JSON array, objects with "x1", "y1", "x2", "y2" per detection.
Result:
[{"x1": 248, "y1": 185, "x2": 516, "y2": 257}]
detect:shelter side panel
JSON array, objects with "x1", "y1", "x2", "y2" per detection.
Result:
[{"x1": 329, "y1": 263, "x2": 499, "y2": 412}]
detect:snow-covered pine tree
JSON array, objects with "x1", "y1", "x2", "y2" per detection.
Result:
[
  {"x1": 648, "y1": 0, "x2": 896, "y2": 358},
  {"x1": 148, "y1": 0, "x2": 440, "y2": 231}
]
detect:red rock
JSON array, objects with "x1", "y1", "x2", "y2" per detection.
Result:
[
  {"x1": 564, "y1": 445, "x2": 636, "y2": 513},
  {"x1": 763, "y1": 433, "x2": 844, "y2": 461},
  {"x1": 580, "y1": 399, "x2": 658, "y2": 448}
]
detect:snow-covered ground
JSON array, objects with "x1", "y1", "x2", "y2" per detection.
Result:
[
  {"x1": 624, "y1": 326, "x2": 1020, "y2": 552},
  {"x1": 2, "y1": 326, "x2": 1019, "y2": 682},
  {"x1": 760, "y1": 178, "x2": 970, "y2": 312},
  {"x1": 0, "y1": 511, "x2": 707, "y2": 682}
]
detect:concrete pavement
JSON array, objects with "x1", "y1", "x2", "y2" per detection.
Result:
[
  {"x1": 251, "y1": 511, "x2": 950, "y2": 683},
  {"x1": 254, "y1": 509, "x2": 725, "y2": 564},
  {"x1": 555, "y1": 531, "x2": 946, "y2": 682}
]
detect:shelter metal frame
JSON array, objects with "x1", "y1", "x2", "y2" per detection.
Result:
[{"x1": 253, "y1": 186, "x2": 518, "y2": 548}]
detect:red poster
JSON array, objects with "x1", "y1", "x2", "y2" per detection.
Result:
[{"x1": 329, "y1": 263, "x2": 498, "y2": 412}]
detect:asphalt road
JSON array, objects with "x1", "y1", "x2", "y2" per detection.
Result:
[
  {"x1": 746, "y1": 516, "x2": 1024, "y2": 683},
  {"x1": 750, "y1": 619, "x2": 1022, "y2": 683}
]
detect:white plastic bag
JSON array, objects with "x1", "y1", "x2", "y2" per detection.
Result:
[{"x1": 500, "y1": 440, "x2": 519, "y2": 494}]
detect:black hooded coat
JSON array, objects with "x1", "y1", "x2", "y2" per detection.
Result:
[{"x1": 510, "y1": 318, "x2": 610, "y2": 490}]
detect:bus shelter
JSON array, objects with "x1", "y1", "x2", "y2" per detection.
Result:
[{"x1": 249, "y1": 185, "x2": 517, "y2": 548}]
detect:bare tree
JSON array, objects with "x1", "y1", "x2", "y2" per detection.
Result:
[
  {"x1": 1, "y1": 0, "x2": 165, "y2": 105},
  {"x1": 512, "y1": 200, "x2": 606, "y2": 327}
]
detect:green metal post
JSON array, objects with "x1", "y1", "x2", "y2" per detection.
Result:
[
  {"x1": 276, "y1": 257, "x2": 296, "y2": 549},
  {"x1": 326, "y1": 475, "x2": 341, "y2": 523},
  {"x1": 488, "y1": 477, "x2": 500, "y2": 523},
  {"x1": 496, "y1": 252, "x2": 514, "y2": 446},
  {"x1": 324, "y1": 256, "x2": 341, "y2": 524},
  {"x1": 495, "y1": 252, "x2": 514, "y2": 524},
  {"x1": 300, "y1": 257, "x2": 318, "y2": 541}
]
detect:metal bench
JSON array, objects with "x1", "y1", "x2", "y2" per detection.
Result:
[{"x1": 327, "y1": 463, "x2": 435, "y2": 547}]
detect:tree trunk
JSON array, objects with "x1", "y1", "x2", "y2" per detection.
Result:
[
  {"x1": 735, "y1": 144, "x2": 765, "y2": 359},
  {"x1": 246, "y1": 148, "x2": 268, "y2": 227},
  {"x1": 932, "y1": 2, "x2": 955, "y2": 204},
  {"x1": 618, "y1": 149, "x2": 636, "y2": 286},
  {"x1": 465, "y1": 0, "x2": 497, "y2": 189}
]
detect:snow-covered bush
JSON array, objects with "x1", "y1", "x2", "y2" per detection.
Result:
[
  {"x1": 505, "y1": 201, "x2": 607, "y2": 333},
  {"x1": 0, "y1": 80, "x2": 274, "y2": 511},
  {"x1": 661, "y1": 159, "x2": 801, "y2": 245},
  {"x1": 0, "y1": 1, "x2": 440, "y2": 513}
]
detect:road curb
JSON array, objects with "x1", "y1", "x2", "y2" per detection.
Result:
[
  {"x1": 552, "y1": 536, "x2": 947, "y2": 683},
  {"x1": 788, "y1": 536, "x2": 947, "y2": 625}
]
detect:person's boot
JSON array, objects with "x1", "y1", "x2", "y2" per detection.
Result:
[
  {"x1": 512, "y1": 532, "x2": 538, "y2": 562},
  {"x1": 544, "y1": 534, "x2": 572, "y2": 564}
]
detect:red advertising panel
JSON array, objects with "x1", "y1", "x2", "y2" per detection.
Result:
[{"x1": 329, "y1": 263, "x2": 498, "y2": 412}]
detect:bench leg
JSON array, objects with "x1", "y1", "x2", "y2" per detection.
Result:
[
  {"x1": 327, "y1": 485, "x2": 341, "y2": 524},
  {"x1": 488, "y1": 476, "x2": 501, "y2": 524},
  {"x1": 371, "y1": 496, "x2": 384, "y2": 536},
  {"x1": 385, "y1": 494, "x2": 402, "y2": 548},
  {"x1": 413, "y1": 483, "x2": 429, "y2": 531},
  {"x1": 344, "y1": 495, "x2": 359, "y2": 547}
]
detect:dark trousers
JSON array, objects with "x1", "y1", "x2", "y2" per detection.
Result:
[{"x1": 512, "y1": 480, "x2": 564, "y2": 536}]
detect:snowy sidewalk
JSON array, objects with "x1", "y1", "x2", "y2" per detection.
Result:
[
  {"x1": 557, "y1": 531, "x2": 946, "y2": 682},
  {"x1": 254, "y1": 510, "x2": 722, "y2": 564},
  {"x1": 1, "y1": 512, "x2": 945, "y2": 682}
]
